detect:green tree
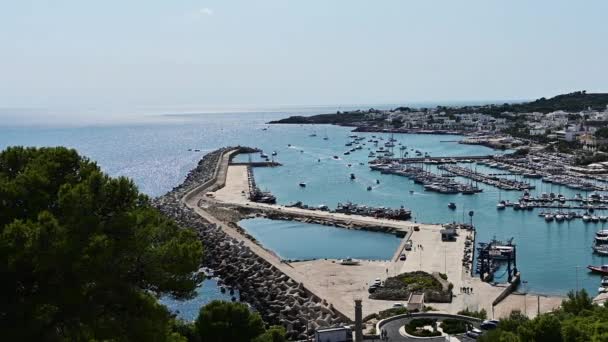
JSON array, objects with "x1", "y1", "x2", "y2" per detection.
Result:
[
  {"x1": 195, "y1": 300, "x2": 266, "y2": 342},
  {"x1": 252, "y1": 325, "x2": 287, "y2": 342},
  {"x1": 561, "y1": 290, "x2": 593, "y2": 315},
  {"x1": 0, "y1": 146, "x2": 204, "y2": 341}
]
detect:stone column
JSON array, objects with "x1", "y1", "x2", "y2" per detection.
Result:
[{"x1": 354, "y1": 299, "x2": 363, "y2": 342}]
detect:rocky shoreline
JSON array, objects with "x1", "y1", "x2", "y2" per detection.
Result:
[{"x1": 152, "y1": 147, "x2": 349, "y2": 340}]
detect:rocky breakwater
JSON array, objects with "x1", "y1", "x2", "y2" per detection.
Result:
[{"x1": 152, "y1": 147, "x2": 349, "y2": 340}]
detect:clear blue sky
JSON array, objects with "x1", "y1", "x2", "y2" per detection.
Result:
[{"x1": 2, "y1": 0, "x2": 607, "y2": 110}]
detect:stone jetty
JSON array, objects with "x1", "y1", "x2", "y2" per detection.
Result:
[{"x1": 152, "y1": 147, "x2": 348, "y2": 340}]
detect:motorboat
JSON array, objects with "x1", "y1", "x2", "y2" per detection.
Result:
[
  {"x1": 299, "y1": 182, "x2": 307, "y2": 188},
  {"x1": 593, "y1": 244, "x2": 608, "y2": 255},
  {"x1": 350, "y1": 173, "x2": 356, "y2": 180},
  {"x1": 544, "y1": 213, "x2": 554, "y2": 222},
  {"x1": 448, "y1": 202, "x2": 456, "y2": 210},
  {"x1": 496, "y1": 201, "x2": 506, "y2": 210},
  {"x1": 340, "y1": 258, "x2": 360, "y2": 266},
  {"x1": 588, "y1": 265, "x2": 608, "y2": 275}
]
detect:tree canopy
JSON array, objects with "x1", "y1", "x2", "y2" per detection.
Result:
[
  {"x1": 479, "y1": 290, "x2": 608, "y2": 342},
  {"x1": 191, "y1": 300, "x2": 285, "y2": 342},
  {"x1": 0, "y1": 146, "x2": 204, "y2": 341}
]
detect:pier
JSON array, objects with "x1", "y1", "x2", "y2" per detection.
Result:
[
  {"x1": 372, "y1": 155, "x2": 493, "y2": 164},
  {"x1": 370, "y1": 164, "x2": 482, "y2": 194},
  {"x1": 438, "y1": 164, "x2": 535, "y2": 191},
  {"x1": 231, "y1": 161, "x2": 282, "y2": 167}
]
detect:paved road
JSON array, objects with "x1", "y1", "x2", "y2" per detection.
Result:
[{"x1": 378, "y1": 313, "x2": 481, "y2": 342}]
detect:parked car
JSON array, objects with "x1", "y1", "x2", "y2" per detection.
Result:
[
  {"x1": 481, "y1": 321, "x2": 498, "y2": 330},
  {"x1": 466, "y1": 328, "x2": 483, "y2": 339},
  {"x1": 399, "y1": 253, "x2": 407, "y2": 260}
]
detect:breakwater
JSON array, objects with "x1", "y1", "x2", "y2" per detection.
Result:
[{"x1": 152, "y1": 147, "x2": 348, "y2": 340}]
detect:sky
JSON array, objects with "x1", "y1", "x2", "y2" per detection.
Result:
[{"x1": 1, "y1": 0, "x2": 608, "y2": 113}]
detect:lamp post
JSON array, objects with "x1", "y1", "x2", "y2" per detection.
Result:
[
  {"x1": 575, "y1": 265, "x2": 581, "y2": 293},
  {"x1": 522, "y1": 280, "x2": 529, "y2": 316}
]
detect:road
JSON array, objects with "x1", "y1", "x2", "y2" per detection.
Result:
[{"x1": 378, "y1": 313, "x2": 481, "y2": 342}]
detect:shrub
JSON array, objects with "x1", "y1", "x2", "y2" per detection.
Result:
[{"x1": 441, "y1": 319, "x2": 468, "y2": 334}]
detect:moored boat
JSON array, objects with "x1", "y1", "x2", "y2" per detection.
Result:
[{"x1": 588, "y1": 265, "x2": 608, "y2": 274}]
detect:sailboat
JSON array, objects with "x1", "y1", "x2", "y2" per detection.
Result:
[{"x1": 497, "y1": 189, "x2": 506, "y2": 210}]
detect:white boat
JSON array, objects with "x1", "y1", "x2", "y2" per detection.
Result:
[
  {"x1": 340, "y1": 258, "x2": 360, "y2": 265},
  {"x1": 496, "y1": 201, "x2": 506, "y2": 210},
  {"x1": 544, "y1": 214, "x2": 554, "y2": 222}
]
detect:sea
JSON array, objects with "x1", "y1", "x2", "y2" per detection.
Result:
[{"x1": 1, "y1": 106, "x2": 603, "y2": 319}]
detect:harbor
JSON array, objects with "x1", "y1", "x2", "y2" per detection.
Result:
[{"x1": 194, "y1": 147, "x2": 564, "y2": 319}]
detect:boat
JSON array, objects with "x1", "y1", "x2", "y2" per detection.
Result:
[
  {"x1": 588, "y1": 265, "x2": 608, "y2": 275},
  {"x1": 602, "y1": 276, "x2": 608, "y2": 287},
  {"x1": 376, "y1": 179, "x2": 380, "y2": 184},
  {"x1": 333, "y1": 156, "x2": 339, "y2": 159},
  {"x1": 367, "y1": 186, "x2": 372, "y2": 191},
  {"x1": 583, "y1": 214, "x2": 592, "y2": 223},
  {"x1": 544, "y1": 213, "x2": 554, "y2": 222},
  {"x1": 555, "y1": 213, "x2": 565, "y2": 222},
  {"x1": 272, "y1": 151, "x2": 277, "y2": 156},
  {"x1": 496, "y1": 201, "x2": 506, "y2": 210},
  {"x1": 299, "y1": 182, "x2": 306, "y2": 188},
  {"x1": 448, "y1": 202, "x2": 456, "y2": 210},
  {"x1": 350, "y1": 173, "x2": 356, "y2": 180},
  {"x1": 594, "y1": 245, "x2": 608, "y2": 255},
  {"x1": 344, "y1": 151, "x2": 350, "y2": 155},
  {"x1": 340, "y1": 258, "x2": 360, "y2": 266},
  {"x1": 260, "y1": 153, "x2": 269, "y2": 159}
]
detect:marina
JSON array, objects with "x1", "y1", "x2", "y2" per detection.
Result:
[
  {"x1": 370, "y1": 163, "x2": 482, "y2": 194},
  {"x1": 437, "y1": 164, "x2": 535, "y2": 191}
]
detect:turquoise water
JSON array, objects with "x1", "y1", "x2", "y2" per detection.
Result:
[
  {"x1": 239, "y1": 218, "x2": 401, "y2": 260},
  {"x1": 0, "y1": 110, "x2": 605, "y2": 298}
]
